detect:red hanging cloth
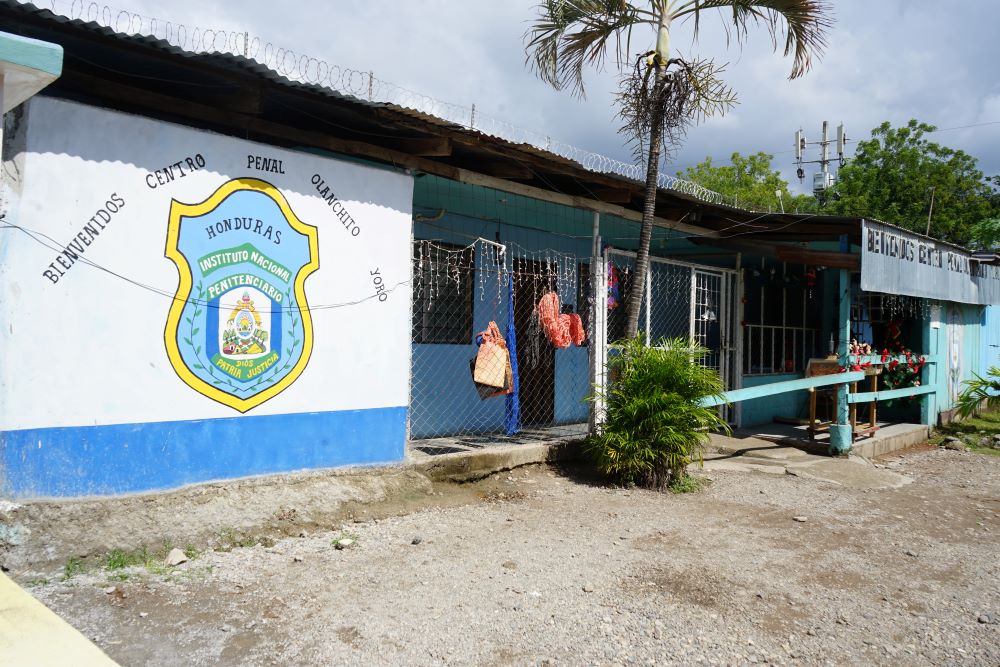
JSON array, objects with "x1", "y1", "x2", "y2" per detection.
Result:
[{"x1": 537, "y1": 292, "x2": 586, "y2": 349}]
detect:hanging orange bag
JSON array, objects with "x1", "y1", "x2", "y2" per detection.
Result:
[
  {"x1": 472, "y1": 321, "x2": 513, "y2": 395},
  {"x1": 537, "y1": 292, "x2": 571, "y2": 349}
]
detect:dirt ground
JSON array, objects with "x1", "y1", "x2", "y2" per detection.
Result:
[{"x1": 24, "y1": 446, "x2": 1000, "y2": 666}]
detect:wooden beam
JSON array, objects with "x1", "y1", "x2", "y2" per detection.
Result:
[
  {"x1": 690, "y1": 236, "x2": 778, "y2": 257},
  {"x1": 59, "y1": 70, "x2": 719, "y2": 239},
  {"x1": 454, "y1": 169, "x2": 718, "y2": 238},
  {"x1": 379, "y1": 110, "x2": 652, "y2": 193},
  {"x1": 775, "y1": 246, "x2": 860, "y2": 270},
  {"x1": 477, "y1": 161, "x2": 535, "y2": 180},
  {"x1": 393, "y1": 137, "x2": 452, "y2": 156},
  {"x1": 367, "y1": 104, "x2": 725, "y2": 235},
  {"x1": 853, "y1": 354, "x2": 940, "y2": 365},
  {"x1": 591, "y1": 187, "x2": 634, "y2": 204}
]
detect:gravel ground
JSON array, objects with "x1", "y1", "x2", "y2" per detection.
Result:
[{"x1": 26, "y1": 446, "x2": 1000, "y2": 666}]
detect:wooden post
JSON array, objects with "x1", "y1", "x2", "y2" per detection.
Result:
[{"x1": 830, "y1": 267, "x2": 853, "y2": 454}]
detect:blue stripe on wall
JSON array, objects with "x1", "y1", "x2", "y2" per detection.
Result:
[{"x1": 0, "y1": 407, "x2": 406, "y2": 498}]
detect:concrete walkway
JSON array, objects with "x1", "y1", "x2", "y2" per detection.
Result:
[
  {"x1": 702, "y1": 430, "x2": 917, "y2": 490},
  {"x1": 0, "y1": 572, "x2": 118, "y2": 666}
]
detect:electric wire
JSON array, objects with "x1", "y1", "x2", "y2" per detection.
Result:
[{"x1": 0, "y1": 220, "x2": 410, "y2": 315}]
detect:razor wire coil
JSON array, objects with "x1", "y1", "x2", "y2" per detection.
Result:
[{"x1": 35, "y1": 0, "x2": 758, "y2": 212}]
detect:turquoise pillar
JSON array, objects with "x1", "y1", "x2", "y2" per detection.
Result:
[
  {"x1": 920, "y1": 302, "x2": 938, "y2": 426},
  {"x1": 829, "y1": 268, "x2": 852, "y2": 454}
]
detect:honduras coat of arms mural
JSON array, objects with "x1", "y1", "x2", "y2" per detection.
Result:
[{"x1": 165, "y1": 178, "x2": 319, "y2": 412}]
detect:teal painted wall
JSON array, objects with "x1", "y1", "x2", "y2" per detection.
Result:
[
  {"x1": 410, "y1": 177, "x2": 610, "y2": 438},
  {"x1": 739, "y1": 372, "x2": 808, "y2": 427},
  {"x1": 982, "y1": 306, "x2": 1000, "y2": 375},
  {"x1": 921, "y1": 301, "x2": 986, "y2": 419},
  {"x1": 937, "y1": 302, "x2": 982, "y2": 411},
  {"x1": 407, "y1": 176, "x2": 760, "y2": 438}
]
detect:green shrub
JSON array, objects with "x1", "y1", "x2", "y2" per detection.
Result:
[
  {"x1": 956, "y1": 366, "x2": 1000, "y2": 418},
  {"x1": 586, "y1": 337, "x2": 730, "y2": 490}
]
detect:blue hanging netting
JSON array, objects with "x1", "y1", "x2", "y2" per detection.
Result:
[{"x1": 504, "y1": 277, "x2": 521, "y2": 436}]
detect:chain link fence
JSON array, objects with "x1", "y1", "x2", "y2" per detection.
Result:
[
  {"x1": 408, "y1": 240, "x2": 593, "y2": 452},
  {"x1": 605, "y1": 248, "x2": 740, "y2": 392}
]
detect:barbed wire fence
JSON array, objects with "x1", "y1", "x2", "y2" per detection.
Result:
[{"x1": 31, "y1": 0, "x2": 756, "y2": 211}]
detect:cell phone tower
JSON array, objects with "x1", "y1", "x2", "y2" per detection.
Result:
[{"x1": 795, "y1": 121, "x2": 847, "y2": 201}]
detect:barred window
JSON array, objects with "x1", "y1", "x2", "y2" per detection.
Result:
[
  {"x1": 743, "y1": 282, "x2": 820, "y2": 375},
  {"x1": 411, "y1": 241, "x2": 475, "y2": 344}
]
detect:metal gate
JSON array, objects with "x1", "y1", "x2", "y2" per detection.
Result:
[{"x1": 602, "y1": 249, "x2": 740, "y2": 414}]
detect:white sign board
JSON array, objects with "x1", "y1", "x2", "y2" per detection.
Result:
[{"x1": 861, "y1": 220, "x2": 1000, "y2": 305}]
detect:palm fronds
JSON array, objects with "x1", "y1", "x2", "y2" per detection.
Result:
[
  {"x1": 524, "y1": 0, "x2": 655, "y2": 96},
  {"x1": 525, "y1": 1, "x2": 833, "y2": 98},
  {"x1": 586, "y1": 337, "x2": 730, "y2": 490},
  {"x1": 617, "y1": 56, "x2": 736, "y2": 162},
  {"x1": 671, "y1": 0, "x2": 834, "y2": 79},
  {"x1": 955, "y1": 366, "x2": 1000, "y2": 419}
]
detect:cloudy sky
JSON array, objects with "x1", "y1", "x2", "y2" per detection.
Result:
[{"x1": 45, "y1": 0, "x2": 1000, "y2": 195}]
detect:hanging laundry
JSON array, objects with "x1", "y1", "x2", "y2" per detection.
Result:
[
  {"x1": 607, "y1": 262, "x2": 621, "y2": 310},
  {"x1": 568, "y1": 313, "x2": 586, "y2": 346},
  {"x1": 537, "y1": 292, "x2": 587, "y2": 349},
  {"x1": 525, "y1": 308, "x2": 543, "y2": 369},
  {"x1": 470, "y1": 321, "x2": 513, "y2": 399}
]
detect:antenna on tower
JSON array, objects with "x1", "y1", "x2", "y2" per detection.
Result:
[
  {"x1": 795, "y1": 129, "x2": 806, "y2": 181},
  {"x1": 794, "y1": 122, "x2": 848, "y2": 202}
]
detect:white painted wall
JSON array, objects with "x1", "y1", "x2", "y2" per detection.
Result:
[{"x1": 0, "y1": 97, "x2": 414, "y2": 431}]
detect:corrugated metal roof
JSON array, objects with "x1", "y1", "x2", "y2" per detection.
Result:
[
  {"x1": 1, "y1": 1, "x2": 405, "y2": 109},
  {"x1": 2, "y1": 0, "x2": 745, "y2": 212},
  {"x1": 10, "y1": 0, "x2": 982, "y2": 253}
]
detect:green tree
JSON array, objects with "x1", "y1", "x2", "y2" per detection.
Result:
[
  {"x1": 679, "y1": 151, "x2": 814, "y2": 212},
  {"x1": 956, "y1": 366, "x2": 1000, "y2": 418},
  {"x1": 585, "y1": 337, "x2": 729, "y2": 490},
  {"x1": 524, "y1": 1, "x2": 832, "y2": 339},
  {"x1": 970, "y1": 217, "x2": 1000, "y2": 250},
  {"x1": 830, "y1": 120, "x2": 998, "y2": 244},
  {"x1": 969, "y1": 176, "x2": 1000, "y2": 249}
]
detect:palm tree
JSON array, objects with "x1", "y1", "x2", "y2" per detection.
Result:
[
  {"x1": 956, "y1": 366, "x2": 1000, "y2": 418},
  {"x1": 525, "y1": 0, "x2": 833, "y2": 339}
]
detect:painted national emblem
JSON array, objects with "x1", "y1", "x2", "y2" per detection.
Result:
[{"x1": 165, "y1": 178, "x2": 319, "y2": 412}]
